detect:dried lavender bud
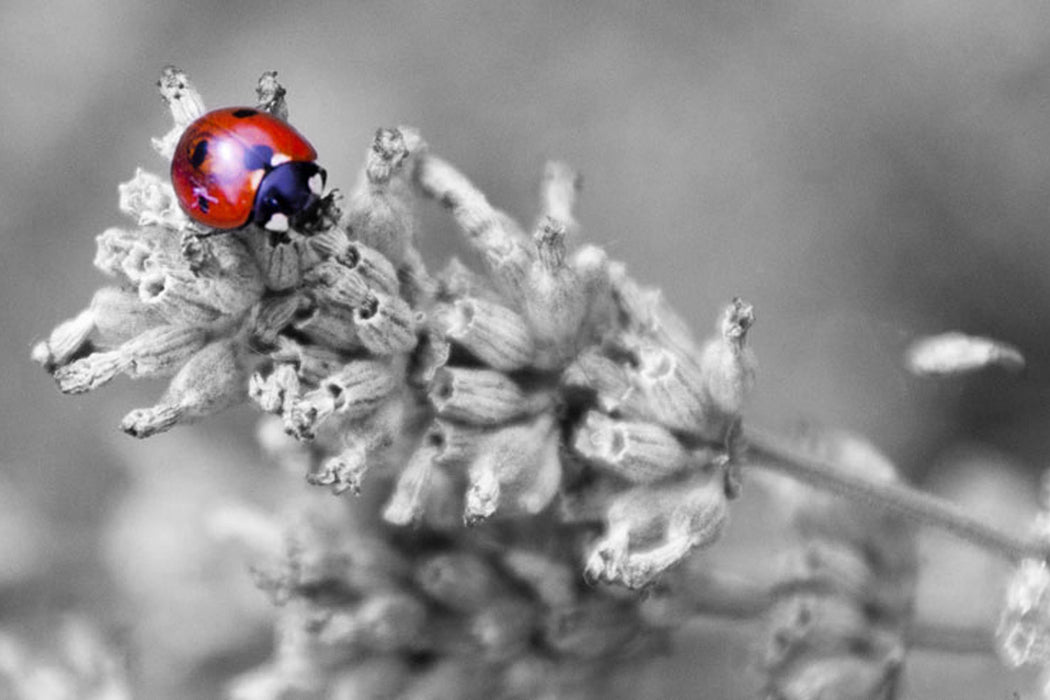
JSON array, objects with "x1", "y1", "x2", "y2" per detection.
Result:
[
  {"x1": 560, "y1": 348, "x2": 634, "y2": 413},
  {"x1": 414, "y1": 154, "x2": 521, "y2": 255},
  {"x1": 585, "y1": 469, "x2": 728, "y2": 589},
  {"x1": 53, "y1": 325, "x2": 208, "y2": 394},
  {"x1": 346, "y1": 128, "x2": 419, "y2": 265},
  {"x1": 307, "y1": 440, "x2": 367, "y2": 495},
  {"x1": 32, "y1": 284, "x2": 165, "y2": 371},
  {"x1": 464, "y1": 414, "x2": 561, "y2": 523},
  {"x1": 248, "y1": 293, "x2": 304, "y2": 349},
  {"x1": 571, "y1": 410, "x2": 692, "y2": 484},
  {"x1": 539, "y1": 160, "x2": 580, "y2": 236},
  {"x1": 271, "y1": 336, "x2": 345, "y2": 386},
  {"x1": 97, "y1": 225, "x2": 260, "y2": 326},
  {"x1": 305, "y1": 259, "x2": 371, "y2": 309},
  {"x1": 428, "y1": 367, "x2": 549, "y2": 426},
  {"x1": 609, "y1": 261, "x2": 698, "y2": 356},
  {"x1": 415, "y1": 150, "x2": 534, "y2": 301},
  {"x1": 286, "y1": 359, "x2": 399, "y2": 440},
  {"x1": 303, "y1": 225, "x2": 351, "y2": 260},
  {"x1": 294, "y1": 303, "x2": 363, "y2": 355},
  {"x1": 999, "y1": 559, "x2": 1050, "y2": 667},
  {"x1": 383, "y1": 441, "x2": 440, "y2": 526},
  {"x1": 483, "y1": 234, "x2": 534, "y2": 308},
  {"x1": 93, "y1": 225, "x2": 162, "y2": 280},
  {"x1": 367, "y1": 128, "x2": 414, "y2": 183},
  {"x1": 255, "y1": 70, "x2": 288, "y2": 120},
  {"x1": 152, "y1": 65, "x2": 205, "y2": 158},
  {"x1": 427, "y1": 419, "x2": 484, "y2": 465},
  {"x1": 340, "y1": 241, "x2": 400, "y2": 297},
  {"x1": 140, "y1": 264, "x2": 259, "y2": 329},
  {"x1": 571, "y1": 244, "x2": 614, "y2": 333},
  {"x1": 905, "y1": 331, "x2": 1025, "y2": 376},
  {"x1": 91, "y1": 287, "x2": 168, "y2": 346},
  {"x1": 437, "y1": 298, "x2": 535, "y2": 372},
  {"x1": 397, "y1": 246, "x2": 438, "y2": 308},
  {"x1": 998, "y1": 493, "x2": 1050, "y2": 668},
  {"x1": 699, "y1": 296, "x2": 756, "y2": 416},
  {"x1": 353, "y1": 292, "x2": 419, "y2": 355},
  {"x1": 245, "y1": 233, "x2": 310, "y2": 292},
  {"x1": 31, "y1": 308, "x2": 95, "y2": 370},
  {"x1": 626, "y1": 341, "x2": 711, "y2": 435},
  {"x1": 438, "y1": 257, "x2": 502, "y2": 304},
  {"x1": 521, "y1": 220, "x2": 588, "y2": 367},
  {"x1": 338, "y1": 396, "x2": 407, "y2": 460},
  {"x1": 121, "y1": 338, "x2": 247, "y2": 437},
  {"x1": 118, "y1": 167, "x2": 188, "y2": 230}
]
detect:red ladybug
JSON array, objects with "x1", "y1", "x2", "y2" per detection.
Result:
[{"x1": 171, "y1": 107, "x2": 326, "y2": 232}]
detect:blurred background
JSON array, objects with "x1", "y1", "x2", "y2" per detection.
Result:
[{"x1": 4, "y1": 0, "x2": 1050, "y2": 697}]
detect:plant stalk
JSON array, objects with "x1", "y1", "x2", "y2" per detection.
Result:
[{"x1": 743, "y1": 426, "x2": 1045, "y2": 563}]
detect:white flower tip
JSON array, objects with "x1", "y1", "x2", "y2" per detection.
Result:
[
  {"x1": 722, "y1": 297, "x2": 755, "y2": 341},
  {"x1": 906, "y1": 331, "x2": 1025, "y2": 377},
  {"x1": 156, "y1": 65, "x2": 204, "y2": 126},
  {"x1": 121, "y1": 404, "x2": 183, "y2": 438},
  {"x1": 30, "y1": 340, "x2": 55, "y2": 369}
]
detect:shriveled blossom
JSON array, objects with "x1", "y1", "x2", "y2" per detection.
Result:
[
  {"x1": 904, "y1": 332, "x2": 1025, "y2": 377},
  {"x1": 34, "y1": 66, "x2": 759, "y2": 697},
  {"x1": 998, "y1": 472, "x2": 1050, "y2": 696},
  {"x1": 760, "y1": 430, "x2": 917, "y2": 700}
]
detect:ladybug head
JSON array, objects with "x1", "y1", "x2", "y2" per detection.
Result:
[{"x1": 252, "y1": 161, "x2": 327, "y2": 234}]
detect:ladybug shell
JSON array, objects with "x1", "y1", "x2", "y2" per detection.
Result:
[{"x1": 171, "y1": 107, "x2": 318, "y2": 229}]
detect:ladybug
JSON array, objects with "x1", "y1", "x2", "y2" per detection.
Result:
[{"x1": 171, "y1": 107, "x2": 326, "y2": 232}]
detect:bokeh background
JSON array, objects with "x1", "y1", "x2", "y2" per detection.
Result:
[{"x1": 4, "y1": 0, "x2": 1050, "y2": 697}]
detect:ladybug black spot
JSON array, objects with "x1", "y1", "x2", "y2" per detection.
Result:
[
  {"x1": 232, "y1": 108, "x2": 258, "y2": 118},
  {"x1": 197, "y1": 195, "x2": 210, "y2": 213},
  {"x1": 190, "y1": 139, "x2": 208, "y2": 168},
  {"x1": 244, "y1": 144, "x2": 275, "y2": 172}
]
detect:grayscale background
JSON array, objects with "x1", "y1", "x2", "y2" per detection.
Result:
[{"x1": 2, "y1": 1, "x2": 1047, "y2": 697}]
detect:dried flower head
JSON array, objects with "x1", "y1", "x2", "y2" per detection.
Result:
[{"x1": 36, "y1": 67, "x2": 765, "y2": 696}]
